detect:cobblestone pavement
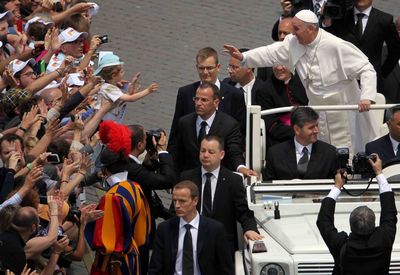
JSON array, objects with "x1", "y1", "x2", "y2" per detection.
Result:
[{"x1": 71, "y1": 1, "x2": 400, "y2": 273}]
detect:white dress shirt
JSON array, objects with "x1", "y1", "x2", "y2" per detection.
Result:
[
  {"x1": 236, "y1": 77, "x2": 255, "y2": 106},
  {"x1": 175, "y1": 212, "x2": 201, "y2": 275}
]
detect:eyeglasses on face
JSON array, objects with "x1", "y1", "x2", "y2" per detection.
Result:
[{"x1": 196, "y1": 65, "x2": 217, "y2": 72}]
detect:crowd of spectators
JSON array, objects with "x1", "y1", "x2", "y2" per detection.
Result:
[{"x1": 0, "y1": 0, "x2": 398, "y2": 274}]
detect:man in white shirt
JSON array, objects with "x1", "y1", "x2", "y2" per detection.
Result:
[
  {"x1": 317, "y1": 154, "x2": 397, "y2": 274},
  {"x1": 149, "y1": 180, "x2": 233, "y2": 275},
  {"x1": 224, "y1": 9, "x2": 379, "y2": 154}
]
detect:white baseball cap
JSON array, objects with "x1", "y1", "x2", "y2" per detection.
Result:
[
  {"x1": 24, "y1": 16, "x2": 54, "y2": 33},
  {"x1": 58, "y1": 27, "x2": 88, "y2": 44},
  {"x1": 8, "y1": 58, "x2": 36, "y2": 76}
]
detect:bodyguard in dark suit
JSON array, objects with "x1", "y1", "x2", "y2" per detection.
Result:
[
  {"x1": 149, "y1": 181, "x2": 233, "y2": 275},
  {"x1": 365, "y1": 105, "x2": 400, "y2": 166},
  {"x1": 180, "y1": 135, "x2": 262, "y2": 255},
  {"x1": 265, "y1": 106, "x2": 337, "y2": 180},
  {"x1": 325, "y1": 0, "x2": 400, "y2": 91},
  {"x1": 170, "y1": 47, "x2": 246, "y2": 138},
  {"x1": 317, "y1": 155, "x2": 397, "y2": 275},
  {"x1": 383, "y1": 62, "x2": 400, "y2": 103},
  {"x1": 168, "y1": 82, "x2": 257, "y2": 177}
]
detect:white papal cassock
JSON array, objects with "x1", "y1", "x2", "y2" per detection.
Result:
[{"x1": 243, "y1": 28, "x2": 379, "y2": 154}]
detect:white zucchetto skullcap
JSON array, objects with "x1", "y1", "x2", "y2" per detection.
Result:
[{"x1": 295, "y1": 10, "x2": 319, "y2": 23}]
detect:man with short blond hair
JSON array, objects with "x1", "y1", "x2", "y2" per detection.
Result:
[
  {"x1": 169, "y1": 46, "x2": 246, "y2": 141},
  {"x1": 149, "y1": 180, "x2": 233, "y2": 275}
]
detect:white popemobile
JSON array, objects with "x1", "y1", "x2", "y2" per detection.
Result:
[{"x1": 236, "y1": 103, "x2": 400, "y2": 275}]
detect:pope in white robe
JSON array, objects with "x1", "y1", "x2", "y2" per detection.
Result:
[{"x1": 224, "y1": 10, "x2": 379, "y2": 154}]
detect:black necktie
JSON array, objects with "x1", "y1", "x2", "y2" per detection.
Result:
[
  {"x1": 396, "y1": 144, "x2": 400, "y2": 157},
  {"x1": 297, "y1": 147, "x2": 309, "y2": 178},
  {"x1": 202, "y1": 172, "x2": 213, "y2": 216},
  {"x1": 198, "y1": 121, "x2": 207, "y2": 144},
  {"x1": 182, "y1": 224, "x2": 193, "y2": 275},
  {"x1": 356, "y1": 13, "x2": 364, "y2": 40}
]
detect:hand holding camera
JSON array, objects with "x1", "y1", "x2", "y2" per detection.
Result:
[
  {"x1": 154, "y1": 131, "x2": 167, "y2": 152},
  {"x1": 367, "y1": 153, "x2": 382, "y2": 176},
  {"x1": 334, "y1": 169, "x2": 347, "y2": 189}
]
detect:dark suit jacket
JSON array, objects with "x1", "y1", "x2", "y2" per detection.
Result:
[
  {"x1": 180, "y1": 166, "x2": 258, "y2": 254},
  {"x1": 148, "y1": 215, "x2": 234, "y2": 275},
  {"x1": 382, "y1": 62, "x2": 400, "y2": 103},
  {"x1": 168, "y1": 111, "x2": 244, "y2": 173},
  {"x1": 169, "y1": 81, "x2": 246, "y2": 139},
  {"x1": 317, "y1": 192, "x2": 397, "y2": 275},
  {"x1": 365, "y1": 134, "x2": 399, "y2": 166},
  {"x1": 127, "y1": 153, "x2": 177, "y2": 218},
  {"x1": 222, "y1": 77, "x2": 269, "y2": 110},
  {"x1": 263, "y1": 74, "x2": 308, "y2": 147},
  {"x1": 265, "y1": 139, "x2": 337, "y2": 180},
  {"x1": 127, "y1": 153, "x2": 176, "y2": 198},
  {"x1": 326, "y1": 7, "x2": 400, "y2": 90}
]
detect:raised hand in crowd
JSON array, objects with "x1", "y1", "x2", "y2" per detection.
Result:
[
  {"x1": 7, "y1": 150, "x2": 24, "y2": 171},
  {"x1": 147, "y1": 83, "x2": 159, "y2": 94},
  {"x1": 14, "y1": 151, "x2": 47, "y2": 177},
  {"x1": 280, "y1": 0, "x2": 293, "y2": 17},
  {"x1": 60, "y1": 156, "x2": 80, "y2": 180},
  {"x1": 20, "y1": 265, "x2": 38, "y2": 275},
  {"x1": 53, "y1": 235, "x2": 70, "y2": 254},
  {"x1": 124, "y1": 72, "x2": 141, "y2": 94},
  {"x1": 27, "y1": 165, "x2": 44, "y2": 183},
  {"x1": 46, "y1": 119, "x2": 68, "y2": 138},
  {"x1": 41, "y1": 0, "x2": 54, "y2": 11},
  {"x1": 17, "y1": 165, "x2": 44, "y2": 198},
  {"x1": 37, "y1": 99, "x2": 48, "y2": 119},
  {"x1": 18, "y1": 105, "x2": 41, "y2": 137},
  {"x1": 28, "y1": 119, "x2": 67, "y2": 157},
  {"x1": 79, "y1": 153, "x2": 93, "y2": 175},
  {"x1": 2, "y1": 67, "x2": 19, "y2": 87}
]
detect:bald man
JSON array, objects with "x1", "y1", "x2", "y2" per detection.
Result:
[
  {"x1": 40, "y1": 87, "x2": 63, "y2": 109},
  {"x1": 225, "y1": 10, "x2": 379, "y2": 154}
]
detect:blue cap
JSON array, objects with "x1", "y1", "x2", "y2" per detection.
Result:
[{"x1": 94, "y1": 53, "x2": 124, "y2": 75}]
